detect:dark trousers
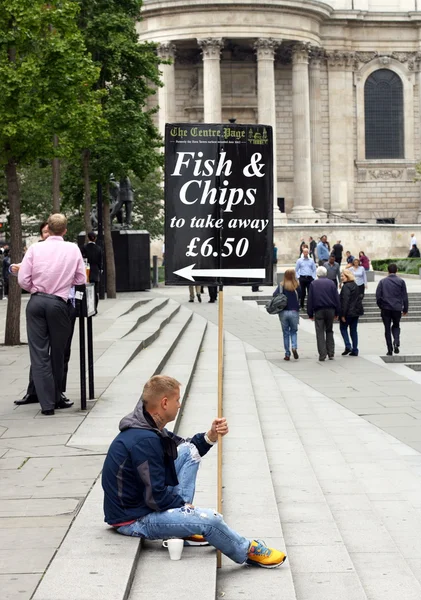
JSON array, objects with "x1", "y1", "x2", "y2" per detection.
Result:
[
  {"x1": 299, "y1": 276, "x2": 313, "y2": 308},
  {"x1": 381, "y1": 309, "x2": 401, "y2": 352},
  {"x1": 208, "y1": 286, "x2": 218, "y2": 302},
  {"x1": 26, "y1": 303, "x2": 76, "y2": 398},
  {"x1": 340, "y1": 316, "x2": 359, "y2": 353},
  {"x1": 26, "y1": 294, "x2": 71, "y2": 411},
  {"x1": 93, "y1": 280, "x2": 100, "y2": 311},
  {"x1": 358, "y1": 284, "x2": 365, "y2": 298},
  {"x1": 314, "y1": 308, "x2": 335, "y2": 359}
]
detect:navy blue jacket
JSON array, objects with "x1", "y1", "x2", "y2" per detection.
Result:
[
  {"x1": 376, "y1": 274, "x2": 408, "y2": 313},
  {"x1": 307, "y1": 278, "x2": 340, "y2": 318},
  {"x1": 273, "y1": 284, "x2": 301, "y2": 311},
  {"x1": 102, "y1": 404, "x2": 212, "y2": 525}
]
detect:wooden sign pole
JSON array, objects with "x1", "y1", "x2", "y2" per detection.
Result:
[{"x1": 217, "y1": 285, "x2": 224, "y2": 569}]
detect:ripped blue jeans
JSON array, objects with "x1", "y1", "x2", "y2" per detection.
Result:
[{"x1": 116, "y1": 442, "x2": 250, "y2": 564}]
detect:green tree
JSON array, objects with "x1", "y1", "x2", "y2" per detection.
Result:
[
  {"x1": 78, "y1": 0, "x2": 164, "y2": 297},
  {"x1": 0, "y1": 0, "x2": 102, "y2": 344},
  {"x1": 130, "y1": 171, "x2": 164, "y2": 239}
]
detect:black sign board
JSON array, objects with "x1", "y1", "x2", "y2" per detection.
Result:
[{"x1": 165, "y1": 123, "x2": 273, "y2": 286}]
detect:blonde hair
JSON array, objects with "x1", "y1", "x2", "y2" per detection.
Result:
[
  {"x1": 47, "y1": 213, "x2": 67, "y2": 236},
  {"x1": 341, "y1": 269, "x2": 355, "y2": 282},
  {"x1": 281, "y1": 268, "x2": 299, "y2": 291},
  {"x1": 142, "y1": 375, "x2": 181, "y2": 406}
]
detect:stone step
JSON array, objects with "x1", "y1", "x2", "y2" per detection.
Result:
[
  {"x1": 254, "y1": 352, "x2": 421, "y2": 600},
  {"x1": 68, "y1": 306, "x2": 194, "y2": 452},
  {"x1": 216, "y1": 333, "x2": 297, "y2": 600},
  {"x1": 99, "y1": 297, "x2": 153, "y2": 321},
  {"x1": 96, "y1": 297, "x2": 169, "y2": 341},
  {"x1": 128, "y1": 323, "x2": 218, "y2": 600},
  {"x1": 33, "y1": 311, "x2": 209, "y2": 600},
  {"x1": 94, "y1": 300, "x2": 180, "y2": 380}
]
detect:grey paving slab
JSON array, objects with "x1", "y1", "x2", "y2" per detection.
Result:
[
  {"x1": 0, "y1": 573, "x2": 40, "y2": 600},
  {"x1": 351, "y1": 552, "x2": 421, "y2": 600}
]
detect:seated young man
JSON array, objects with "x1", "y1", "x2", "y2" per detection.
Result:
[{"x1": 102, "y1": 375, "x2": 287, "y2": 569}]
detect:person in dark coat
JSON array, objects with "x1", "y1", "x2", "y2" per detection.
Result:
[
  {"x1": 376, "y1": 263, "x2": 408, "y2": 355},
  {"x1": 332, "y1": 240, "x2": 343, "y2": 265},
  {"x1": 339, "y1": 270, "x2": 363, "y2": 356},
  {"x1": 307, "y1": 266, "x2": 341, "y2": 361},
  {"x1": 408, "y1": 244, "x2": 420, "y2": 258},
  {"x1": 83, "y1": 232, "x2": 102, "y2": 312}
]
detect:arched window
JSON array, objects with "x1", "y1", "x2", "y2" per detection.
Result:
[{"x1": 364, "y1": 69, "x2": 404, "y2": 159}]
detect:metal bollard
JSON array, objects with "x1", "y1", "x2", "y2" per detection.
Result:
[{"x1": 152, "y1": 255, "x2": 159, "y2": 288}]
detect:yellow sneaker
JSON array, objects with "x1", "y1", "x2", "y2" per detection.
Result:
[
  {"x1": 183, "y1": 534, "x2": 209, "y2": 546},
  {"x1": 246, "y1": 540, "x2": 287, "y2": 568}
]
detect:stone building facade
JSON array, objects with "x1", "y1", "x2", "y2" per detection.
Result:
[{"x1": 138, "y1": 0, "x2": 421, "y2": 225}]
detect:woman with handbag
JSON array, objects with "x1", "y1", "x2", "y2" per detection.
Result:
[
  {"x1": 274, "y1": 269, "x2": 301, "y2": 361},
  {"x1": 339, "y1": 269, "x2": 363, "y2": 356}
]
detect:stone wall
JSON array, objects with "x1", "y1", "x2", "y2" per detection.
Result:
[{"x1": 273, "y1": 223, "x2": 420, "y2": 263}]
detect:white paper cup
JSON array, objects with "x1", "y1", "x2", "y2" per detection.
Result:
[{"x1": 163, "y1": 538, "x2": 184, "y2": 560}]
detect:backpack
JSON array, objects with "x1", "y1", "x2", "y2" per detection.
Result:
[{"x1": 266, "y1": 285, "x2": 288, "y2": 314}]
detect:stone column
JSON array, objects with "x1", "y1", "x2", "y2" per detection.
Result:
[
  {"x1": 326, "y1": 51, "x2": 356, "y2": 216},
  {"x1": 290, "y1": 43, "x2": 316, "y2": 222},
  {"x1": 254, "y1": 38, "x2": 283, "y2": 223},
  {"x1": 197, "y1": 38, "x2": 224, "y2": 122},
  {"x1": 157, "y1": 43, "x2": 176, "y2": 138},
  {"x1": 309, "y1": 48, "x2": 325, "y2": 211}
]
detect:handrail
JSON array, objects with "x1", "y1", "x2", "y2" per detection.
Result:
[{"x1": 314, "y1": 207, "x2": 368, "y2": 224}]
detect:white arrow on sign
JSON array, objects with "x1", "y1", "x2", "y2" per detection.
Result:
[{"x1": 174, "y1": 264, "x2": 266, "y2": 282}]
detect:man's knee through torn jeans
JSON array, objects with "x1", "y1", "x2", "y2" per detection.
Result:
[{"x1": 116, "y1": 442, "x2": 250, "y2": 564}]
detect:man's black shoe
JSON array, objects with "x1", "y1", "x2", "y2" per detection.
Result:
[
  {"x1": 55, "y1": 398, "x2": 74, "y2": 409},
  {"x1": 342, "y1": 348, "x2": 351, "y2": 356},
  {"x1": 394, "y1": 345, "x2": 400, "y2": 354},
  {"x1": 349, "y1": 352, "x2": 359, "y2": 356},
  {"x1": 386, "y1": 351, "x2": 393, "y2": 356},
  {"x1": 60, "y1": 393, "x2": 71, "y2": 402},
  {"x1": 14, "y1": 394, "x2": 38, "y2": 406},
  {"x1": 41, "y1": 409, "x2": 55, "y2": 416}
]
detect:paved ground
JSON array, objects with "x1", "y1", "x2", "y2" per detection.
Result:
[{"x1": 1, "y1": 272, "x2": 421, "y2": 599}]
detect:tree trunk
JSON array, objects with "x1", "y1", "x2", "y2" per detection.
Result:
[
  {"x1": 52, "y1": 135, "x2": 60, "y2": 213},
  {"x1": 83, "y1": 149, "x2": 91, "y2": 240},
  {"x1": 4, "y1": 159, "x2": 22, "y2": 345},
  {"x1": 103, "y1": 184, "x2": 116, "y2": 298}
]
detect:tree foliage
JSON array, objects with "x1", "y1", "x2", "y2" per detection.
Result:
[{"x1": 0, "y1": 0, "x2": 102, "y2": 344}]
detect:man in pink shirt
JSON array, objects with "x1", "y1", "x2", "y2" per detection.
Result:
[{"x1": 18, "y1": 214, "x2": 86, "y2": 415}]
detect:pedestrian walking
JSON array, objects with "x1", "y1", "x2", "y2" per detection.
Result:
[
  {"x1": 309, "y1": 236, "x2": 317, "y2": 260},
  {"x1": 345, "y1": 250, "x2": 355, "y2": 265},
  {"x1": 376, "y1": 263, "x2": 408, "y2": 355},
  {"x1": 18, "y1": 214, "x2": 86, "y2": 415},
  {"x1": 272, "y1": 243, "x2": 278, "y2": 283},
  {"x1": 324, "y1": 254, "x2": 341, "y2": 288},
  {"x1": 410, "y1": 233, "x2": 417, "y2": 250},
  {"x1": 208, "y1": 286, "x2": 218, "y2": 303},
  {"x1": 295, "y1": 247, "x2": 316, "y2": 309},
  {"x1": 358, "y1": 251, "x2": 370, "y2": 271},
  {"x1": 273, "y1": 269, "x2": 301, "y2": 361},
  {"x1": 2, "y1": 248, "x2": 10, "y2": 298},
  {"x1": 102, "y1": 375, "x2": 287, "y2": 568},
  {"x1": 339, "y1": 270, "x2": 363, "y2": 356},
  {"x1": 307, "y1": 266, "x2": 340, "y2": 361},
  {"x1": 332, "y1": 240, "x2": 343, "y2": 264},
  {"x1": 83, "y1": 232, "x2": 102, "y2": 313},
  {"x1": 348, "y1": 258, "x2": 367, "y2": 297},
  {"x1": 299, "y1": 238, "x2": 306, "y2": 257},
  {"x1": 316, "y1": 235, "x2": 330, "y2": 263},
  {"x1": 408, "y1": 244, "x2": 420, "y2": 258},
  {"x1": 188, "y1": 285, "x2": 201, "y2": 303}
]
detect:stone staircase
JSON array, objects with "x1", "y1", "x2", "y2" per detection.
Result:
[
  {"x1": 244, "y1": 292, "x2": 421, "y2": 323},
  {"x1": 32, "y1": 292, "x2": 421, "y2": 600}
]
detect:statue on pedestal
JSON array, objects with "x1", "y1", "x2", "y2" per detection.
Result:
[{"x1": 90, "y1": 175, "x2": 134, "y2": 230}]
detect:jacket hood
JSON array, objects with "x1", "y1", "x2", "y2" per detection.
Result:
[{"x1": 119, "y1": 397, "x2": 156, "y2": 432}]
